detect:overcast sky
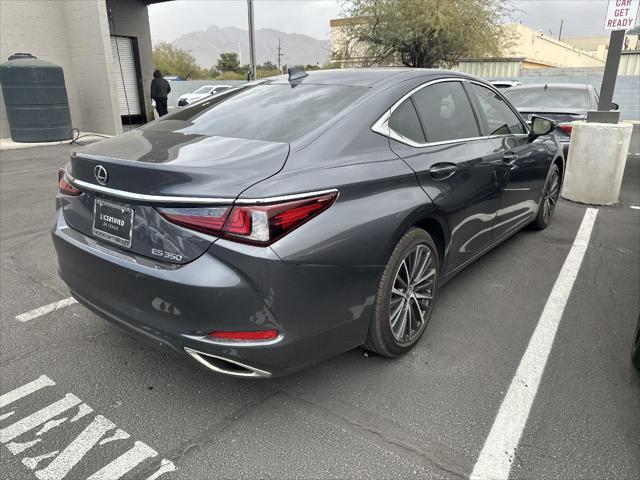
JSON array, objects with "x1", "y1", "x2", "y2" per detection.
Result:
[{"x1": 149, "y1": 1, "x2": 621, "y2": 43}]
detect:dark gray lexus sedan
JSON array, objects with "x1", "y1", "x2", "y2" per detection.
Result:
[{"x1": 53, "y1": 69, "x2": 563, "y2": 378}]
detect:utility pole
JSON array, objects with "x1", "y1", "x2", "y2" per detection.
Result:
[
  {"x1": 558, "y1": 19, "x2": 563, "y2": 41},
  {"x1": 247, "y1": 0, "x2": 257, "y2": 81},
  {"x1": 277, "y1": 37, "x2": 284, "y2": 73}
]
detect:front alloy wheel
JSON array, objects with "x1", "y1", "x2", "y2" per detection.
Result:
[{"x1": 365, "y1": 228, "x2": 439, "y2": 357}]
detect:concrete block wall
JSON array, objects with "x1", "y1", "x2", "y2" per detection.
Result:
[
  {"x1": 0, "y1": 1, "x2": 83, "y2": 138},
  {"x1": 0, "y1": 0, "x2": 155, "y2": 139}
]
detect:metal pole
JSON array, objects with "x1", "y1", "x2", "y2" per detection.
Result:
[
  {"x1": 587, "y1": 29, "x2": 624, "y2": 123},
  {"x1": 247, "y1": 0, "x2": 257, "y2": 81},
  {"x1": 277, "y1": 37, "x2": 283, "y2": 73},
  {"x1": 598, "y1": 29, "x2": 624, "y2": 111},
  {"x1": 558, "y1": 19, "x2": 563, "y2": 41}
]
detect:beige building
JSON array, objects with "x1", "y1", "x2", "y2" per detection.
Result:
[
  {"x1": 500, "y1": 24, "x2": 604, "y2": 68},
  {"x1": 330, "y1": 19, "x2": 605, "y2": 70},
  {"x1": 329, "y1": 18, "x2": 374, "y2": 68},
  {"x1": 563, "y1": 32, "x2": 639, "y2": 61},
  {"x1": 0, "y1": 0, "x2": 169, "y2": 140}
]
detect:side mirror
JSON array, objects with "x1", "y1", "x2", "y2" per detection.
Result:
[
  {"x1": 611, "y1": 102, "x2": 619, "y2": 111},
  {"x1": 529, "y1": 115, "x2": 555, "y2": 139}
]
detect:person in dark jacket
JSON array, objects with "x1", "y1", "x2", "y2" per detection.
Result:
[{"x1": 151, "y1": 70, "x2": 171, "y2": 117}]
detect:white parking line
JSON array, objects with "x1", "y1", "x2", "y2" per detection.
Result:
[
  {"x1": 15, "y1": 298, "x2": 77, "y2": 323},
  {"x1": 471, "y1": 208, "x2": 598, "y2": 480},
  {"x1": 0, "y1": 376, "x2": 55, "y2": 408},
  {"x1": 631, "y1": 206, "x2": 640, "y2": 210},
  {"x1": 1, "y1": 375, "x2": 176, "y2": 479}
]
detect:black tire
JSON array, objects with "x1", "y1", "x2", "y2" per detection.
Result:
[
  {"x1": 364, "y1": 228, "x2": 439, "y2": 357},
  {"x1": 531, "y1": 163, "x2": 561, "y2": 230},
  {"x1": 632, "y1": 313, "x2": 640, "y2": 371}
]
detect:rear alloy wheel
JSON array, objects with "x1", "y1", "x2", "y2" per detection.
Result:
[
  {"x1": 365, "y1": 228, "x2": 439, "y2": 357},
  {"x1": 531, "y1": 164, "x2": 560, "y2": 230}
]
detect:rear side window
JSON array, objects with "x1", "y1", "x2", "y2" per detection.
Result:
[
  {"x1": 469, "y1": 83, "x2": 526, "y2": 135},
  {"x1": 410, "y1": 81, "x2": 479, "y2": 142},
  {"x1": 158, "y1": 84, "x2": 367, "y2": 143},
  {"x1": 389, "y1": 99, "x2": 426, "y2": 143}
]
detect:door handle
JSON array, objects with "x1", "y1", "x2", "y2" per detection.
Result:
[
  {"x1": 429, "y1": 163, "x2": 457, "y2": 179},
  {"x1": 503, "y1": 153, "x2": 518, "y2": 165}
]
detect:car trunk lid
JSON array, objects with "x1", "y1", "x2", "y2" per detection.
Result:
[
  {"x1": 69, "y1": 122, "x2": 289, "y2": 199},
  {"x1": 517, "y1": 108, "x2": 585, "y2": 124},
  {"x1": 62, "y1": 124, "x2": 289, "y2": 264}
]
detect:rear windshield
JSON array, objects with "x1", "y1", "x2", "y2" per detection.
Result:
[
  {"x1": 158, "y1": 83, "x2": 367, "y2": 143},
  {"x1": 504, "y1": 87, "x2": 589, "y2": 110}
]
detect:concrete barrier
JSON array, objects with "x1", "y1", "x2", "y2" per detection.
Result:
[{"x1": 561, "y1": 121, "x2": 633, "y2": 205}]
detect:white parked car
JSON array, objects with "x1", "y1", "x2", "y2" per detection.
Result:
[
  {"x1": 177, "y1": 85, "x2": 232, "y2": 107},
  {"x1": 490, "y1": 80, "x2": 522, "y2": 90}
]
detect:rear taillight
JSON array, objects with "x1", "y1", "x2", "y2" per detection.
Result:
[
  {"x1": 158, "y1": 191, "x2": 337, "y2": 246},
  {"x1": 208, "y1": 329, "x2": 279, "y2": 341},
  {"x1": 158, "y1": 206, "x2": 230, "y2": 235},
  {"x1": 559, "y1": 123, "x2": 574, "y2": 135},
  {"x1": 58, "y1": 168, "x2": 81, "y2": 196}
]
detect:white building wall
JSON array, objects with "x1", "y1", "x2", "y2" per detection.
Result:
[{"x1": 62, "y1": 0, "x2": 122, "y2": 136}]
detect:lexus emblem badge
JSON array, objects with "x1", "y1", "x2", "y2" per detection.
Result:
[{"x1": 94, "y1": 165, "x2": 108, "y2": 185}]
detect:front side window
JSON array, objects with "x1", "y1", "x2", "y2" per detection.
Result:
[
  {"x1": 411, "y1": 81, "x2": 480, "y2": 142},
  {"x1": 469, "y1": 84, "x2": 526, "y2": 136},
  {"x1": 389, "y1": 98, "x2": 426, "y2": 143}
]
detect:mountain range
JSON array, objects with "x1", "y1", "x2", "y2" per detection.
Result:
[{"x1": 170, "y1": 25, "x2": 330, "y2": 68}]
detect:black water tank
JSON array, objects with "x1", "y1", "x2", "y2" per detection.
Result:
[{"x1": 0, "y1": 53, "x2": 72, "y2": 142}]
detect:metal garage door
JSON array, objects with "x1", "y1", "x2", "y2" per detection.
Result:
[{"x1": 110, "y1": 36, "x2": 142, "y2": 116}]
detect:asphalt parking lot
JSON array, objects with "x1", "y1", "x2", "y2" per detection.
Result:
[{"x1": 1, "y1": 129, "x2": 639, "y2": 480}]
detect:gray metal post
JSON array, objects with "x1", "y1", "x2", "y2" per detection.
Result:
[
  {"x1": 247, "y1": 0, "x2": 257, "y2": 81},
  {"x1": 587, "y1": 29, "x2": 625, "y2": 123}
]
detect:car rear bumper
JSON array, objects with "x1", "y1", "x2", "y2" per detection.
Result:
[{"x1": 52, "y1": 210, "x2": 381, "y2": 377}]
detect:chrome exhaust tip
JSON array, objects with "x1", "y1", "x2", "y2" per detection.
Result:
[{"x1": 184, "y1": 347, "x2": 272, "y2": 378}]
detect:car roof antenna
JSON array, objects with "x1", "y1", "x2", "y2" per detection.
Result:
[{"x1": 288, "y1": 67, "x2": 308, "y2": 83}]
